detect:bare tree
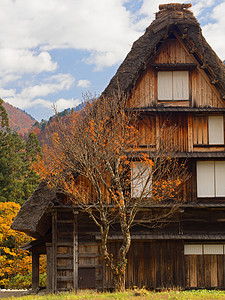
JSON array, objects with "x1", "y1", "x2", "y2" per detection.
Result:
[{"x1": 36, "y1": 93, "x2": 189, "y2": 291}]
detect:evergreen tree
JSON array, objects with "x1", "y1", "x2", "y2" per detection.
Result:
[{"x1": 0, "y1": 99, "x2": 41, "y2": 204}]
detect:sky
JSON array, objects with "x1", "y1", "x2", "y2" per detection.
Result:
[{"x1": 0, "y1": 0, "x2": 225, "y2": 121}]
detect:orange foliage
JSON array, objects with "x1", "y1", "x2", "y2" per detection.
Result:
[{"x1": 0, "y1": 202, "x2": 46, "y2": 287}]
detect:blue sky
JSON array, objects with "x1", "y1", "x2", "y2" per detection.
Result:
[{"x1": 0, "y1": 0, "x2": 225, "y2": 121}]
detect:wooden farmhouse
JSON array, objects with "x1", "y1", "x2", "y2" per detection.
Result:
[{"x1": 12, "y1": 3, "x2": 225, "y2": 292}]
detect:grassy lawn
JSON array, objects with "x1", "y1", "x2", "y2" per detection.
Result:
[{"x1": 3, "y1": 289, "x2": 225, "y2": 300}]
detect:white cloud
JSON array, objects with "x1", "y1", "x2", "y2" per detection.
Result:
[
  {"x1": 30, "y1": 97, "x2": 81, "y2": 111},
  {"x1": 0, "y1": 49, "x2": 57, "y2": 76},
  {"x1": 0, "y1": 88, "x2": 16, "y2": 98},
  {"x1": 0, "y1": 0, "x2": 142, "y2": 69},
  {"x1": 77, "y1": 79, "x2": 91, "y2": 88},
  {"x1": 202, "y1": 2, "x2": 225, "y2": 60},
  {"x1": 54, "y1": 98, "x2": 81, "y2": 111},
  {"x1": 0, "y1": 0, "x2": 223, "y2": 72},
  {"x1": 19, "y1": 74, "x2": 75, "y2": 99},
  {"x1": 3, "y1": 73, "x2": 75, "y2": 109}
]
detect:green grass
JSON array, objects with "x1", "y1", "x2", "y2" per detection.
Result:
[{"x1": 3, "y1": 289, "x2": 225, "y2": 300}]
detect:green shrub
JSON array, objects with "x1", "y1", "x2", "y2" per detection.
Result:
[{"x1": 6, "y1": 272, "x2": 46, "y2": 289}]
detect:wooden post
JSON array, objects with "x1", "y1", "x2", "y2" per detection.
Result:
[
  {"x1": 155, "y1": 114, "x2": 160, "y2": 150},
  {"x1": 32, "y1": 250, "x2": 39, "y2": 291},
  {"x1": 73, "y1": 210, "x2": 79, "y2": 292},
  {"x1": 46, "y1": 243, "x2": 53, "y2": 293},
  {"x1": 52, "y1": 210, "x2": 57, "y2": 293},
  {"x1": 188, "y1": 113, "x2": 193, "y2": 152}
]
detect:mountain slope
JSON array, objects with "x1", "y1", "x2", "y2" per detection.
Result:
[{"x1": 2, "y1": 102, "x2": 36, "y2": 135}]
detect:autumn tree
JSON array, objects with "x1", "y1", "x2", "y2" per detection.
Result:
[{"x1": 36, "y1": 94, "x2": 188, "y2": 292}]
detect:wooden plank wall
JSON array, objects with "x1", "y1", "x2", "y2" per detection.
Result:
[
  {"x1": 137, "y1": 113, "x2": 188, "y2": 152},
  {"x1": 138, "y1": 115, "x2": 156, "y2": 146},
  {"x1": 158, "y1": 113, "x2": 188, "y2": 152},
  {"x1": 128, "y1": 38, "x2": 224, "y2": 109},
  {"x1": 193, "y1": 115, "x2": 208, "y2": 145},
  {"x1": 128, "y1": 68, "x2": 156, "y2": 108},
  {"x1": 185, "y1": 254, "x2": 225, "y2": 288},
  {"x1": 191, "y1": 68, "x2": 223, "y2": 108},
  {"x1": 105, "y1": 240, "x2": 184, "y2": 289},
  {"x1": 154, "y1": 39, "x2": 193, "y2": 64}
]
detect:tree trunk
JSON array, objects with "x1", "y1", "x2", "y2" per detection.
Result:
[{"x1": 114, "y1": 266, "x2": 126, "y2": 292}]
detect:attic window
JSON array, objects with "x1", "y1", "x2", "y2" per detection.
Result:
[{"x1": 157, "y1": 71, "x2": 189, "y2": 101}]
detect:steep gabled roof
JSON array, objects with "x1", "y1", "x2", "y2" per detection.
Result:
[
  {"x1": 11, "y1": 181, "x2": 56, "y2": 238},
  {"x1": 103, "y1": 3, "x2": 225, "y2": 99}
]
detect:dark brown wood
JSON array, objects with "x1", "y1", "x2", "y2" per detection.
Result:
[
  {"x1": 32, "y1": 250, "x2": 39, "y2": 291},
  {"x1": 73, "y1": 211, "x2": 78, "y2": 292},
  {"x1": 52, "y1": 211, "x2": 57, "y2": 293},
  {"x1": 46, "y1": 244, "x2": 52, "y2": 293}
]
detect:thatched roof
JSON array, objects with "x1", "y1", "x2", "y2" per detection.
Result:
[
  {"x1": 103, "y1": 3, "x2": 225, "y2": 98},
  {"x1": 11, "y1": 181, "x2": 56, "y2": 238}
]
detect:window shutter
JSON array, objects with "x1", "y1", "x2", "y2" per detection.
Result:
[
  {"x1": 172, "y1": 71, "x2": 189, "y2": 100},
  {"x1": 208, "y1": 116, "x2": 224, "y2": 145},
  {"x1": 131, "y1": 162, "x2": 152, "y2": 198},
  {"x1": 158, "y1": 71, "x2": 173, "y2": 100},
  {"x1": 184, "y1": 244, "x2": 203, "y2": 255},
  {"x1": 203, "y1": 244, "x2": 223, "y2": 254},
  {"x1": 215, "y1": 161, "x2": 225, "y2": 197},
  {"x1": 197, "y1": 161, "x2": 215, "y2": 197}
]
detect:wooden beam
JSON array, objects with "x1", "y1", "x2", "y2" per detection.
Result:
[
  {"x1": 73, "y1": 210, "x2": 79, "y2": 292},
  {"x1": 32, "y1": 250, "x2": 39, "y2": 291},
  {"x1": 188, "y1": 113, "x2": 193, "y2": 152},
  {"x1": 52, "y1": 210, "x2": 57, "y2": 293},
  {"x1": 46, "y1": 244, "x2": 52, "y2": 293}
]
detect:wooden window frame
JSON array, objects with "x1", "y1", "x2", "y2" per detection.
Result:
[
  {"x1": 197, "y1": 161, "x2": 225, "y2": 198},
  {"x1": 208, "y1": 115, "x2": 224, "y2": 145},
  {"x1": 157, "y1": 70, "x2": 189, "y2": 101}
]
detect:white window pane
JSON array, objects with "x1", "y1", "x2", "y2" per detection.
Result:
[
  {"x1": 158, "y1": 71, "x2": 172, "y2": 100},
  {"x1": 197, "y1": 161, "x2": 215, "y2": 197},
  {"x1": 208, "y1": 116, "x2": 224, "y2": 145},
  {"x1": 131, "y1": 162, "x2": 152, "y2": 198},
  {"x1": 204, "y1": 244, "x2": 223, "y2": 254},
  {"x1": 173, "y1": 71, "x2": 189, "y2": 100},
  {"x1": 184, "y1": 244, "x2": 203, "y2": 255},
  {"x1": 215, "y1": 161, "x2": 225, "y2": 197}
]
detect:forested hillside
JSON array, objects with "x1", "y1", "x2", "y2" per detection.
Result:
[{"x1": 2, "y1": 101, "x2": 36, "y2": 135}]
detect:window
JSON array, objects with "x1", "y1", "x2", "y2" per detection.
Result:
[
  {"x1": 197, "y1": 161, "x2": 225, "y2": 197},
  {"x1": 208, "y1": 115, "x2": 224, "y2": 145},
  {"x1": 157, "y1": 71, "x2": 189, "y2": 100},
  {"x1": 131, "y1": 162, "x2": 152, "y2": 198},
  {"x1": 184, "y1": 244, "x2": 224, "y2": 255}
]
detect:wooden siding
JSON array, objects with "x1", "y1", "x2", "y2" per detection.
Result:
[
  {"x1": 191, "y1": 68, "x2": 224, "y2": 108},
  {"x1": 128, "y1": 68, "x2": 156, "y2": 108},
  {"x1": 137, "y1": 113, "x2": 225, "y2": 152},
  {"x1": 185, "y1": 254, "x2": 225, "y2": 288},
  {"x1": 105, "y1": 240, "x2": 225, "y2": 289},
  {"x1": 154, "y1": 38, "x2": 193, "y2": 64},
  {"x1": 138, "y1": 115, "x2": 156, "y2": 146},
  {"x1": 128, "y1": 37, "x2": 225, "y2": 109},
  {"x1": 106, "y1": 240, "x2": 184, "y2": 289}
]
